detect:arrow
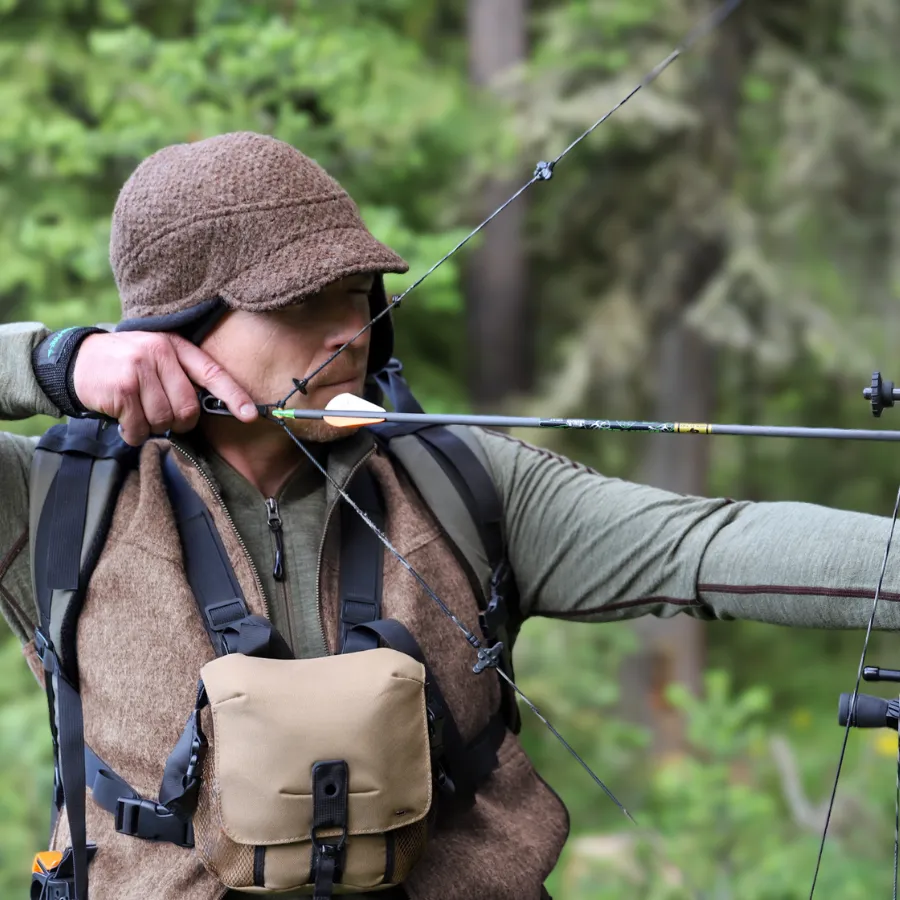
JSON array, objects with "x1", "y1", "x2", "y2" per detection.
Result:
[{"x1": 268, "y1": 394, "x2": 900, "y2": 442}]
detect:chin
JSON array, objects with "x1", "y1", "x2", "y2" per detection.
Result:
[{"x1": 287, "y1": 418, "x2": 357, "y2": 444}]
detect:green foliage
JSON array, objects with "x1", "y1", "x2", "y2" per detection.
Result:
[
  {"x1": 0, "y1": 0, "x2": 490, "y2": 409},
  {"x1": 4, "y1": 0, "x2": 900, "y2": 898},
  {"x1": 534, "y1": 665, "x2": 898, "y2": 898}
]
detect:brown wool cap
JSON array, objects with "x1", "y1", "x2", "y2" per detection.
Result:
[{"x1": 110, "y1": 132, "x2": 409, "y2": 370}]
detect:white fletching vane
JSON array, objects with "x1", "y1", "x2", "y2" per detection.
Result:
[{"x1": 323, "y1": 393, "x2": 387, "y2": 427}]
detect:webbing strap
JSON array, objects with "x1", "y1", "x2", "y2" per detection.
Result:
[
  {"x1": 338, "y1": 468, "x2": 384, "y2": 654},
  {"x1": 85, "y1": 746, "x2": 136, "y2": 813},
  {"x1": 84, "y1": 726, "x2": 195, "y2": 848},
  {"x1": 47, "y1": 655, "x2": 88, "y2": 900},
  {"x1": 161, "y1": 452, "x2": 249, "y2": 654}
]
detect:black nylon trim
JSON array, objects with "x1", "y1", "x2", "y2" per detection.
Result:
[{"x1": 254, "y1": 846, "x2": 266, "y2": 887}]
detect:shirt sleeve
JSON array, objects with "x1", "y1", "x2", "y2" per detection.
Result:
[
  {"x1": 472, "y1": 428, "x2": 900, "y2": 631},
  {"x1": 0, "y1": 322, "x2": 63, "y2": 642}
]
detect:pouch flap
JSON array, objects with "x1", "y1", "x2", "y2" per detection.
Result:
[{"x1": 201, "y1": 649, "x2": 432, "y2": 846}]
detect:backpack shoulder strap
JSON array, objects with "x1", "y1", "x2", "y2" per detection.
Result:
[
  {"x1": 160, "y1": 450, "x2": 292, "y2": 660},
  {"x1": 29, "y1": 418, "x2": 141, "y2": 900},
  {"x1": 30, "y1": 418, "x2": 140, "y2": 681},
  {"x1": 372, "y1": 360, "x2": 522, "y2": 733}
]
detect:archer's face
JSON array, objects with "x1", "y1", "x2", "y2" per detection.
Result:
[{"x1": 201, "y1": 273, "x2": 375, "y2": 441}]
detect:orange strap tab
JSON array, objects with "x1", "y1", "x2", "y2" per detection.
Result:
[{"x1": 32, "y1": 850, "x2": 63, "y2": 874}]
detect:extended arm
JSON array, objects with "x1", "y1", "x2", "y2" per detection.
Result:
[{"x1": 473, "y1": 429, "x2": 900, "y2": 630}]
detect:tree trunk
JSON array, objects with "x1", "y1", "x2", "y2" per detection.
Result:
[
  {"x1": 619, "y1": 7, "x2": 756, "y2": 758},
  {"x1": 465, "y1": 0, "x2": 531, "y2": 407},
  {"x1": 623, "y1": 321, "x2": 717, "y2": 757}
]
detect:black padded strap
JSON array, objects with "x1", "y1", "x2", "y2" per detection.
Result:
[
  {"x1": 338, "y1": 467, "x2": 384, "y2": 654},
  {"x1": 45, "y1": 419, "x2": 109, "y2": 594},
  {"x1": 161, "y1": 451, "x2": 250, "y2": 655},
  {"x1": 464, "y1": 709, "x2": 507, "y2": 787},
  {"x1": 37, "y1": 423, "x2": 141, "y2": 462}
]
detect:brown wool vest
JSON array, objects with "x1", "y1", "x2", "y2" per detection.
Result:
[{"x1": 49, "y1": 441, "x2": 569, "y2": 900}]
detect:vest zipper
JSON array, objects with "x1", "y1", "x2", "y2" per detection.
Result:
[
  {"x1": 315, "y1": 448, "x2": 375, "y2": 654},
  {"x1": 265, "y1": 497, "x2": 285, "y2": 581},
  {"x1": 265, "y1": 494, "x2": 296, "y2": 650},
  {"x1": 169, "y1": 443, "x2": 269, "y2": 619}
]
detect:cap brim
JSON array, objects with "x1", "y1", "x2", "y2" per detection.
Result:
[{"x1": 219, "y1": 226, "x2": 408, "y2": 312}]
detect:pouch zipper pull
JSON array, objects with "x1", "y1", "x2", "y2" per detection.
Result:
[{"x1": 265, "y1": 498, "x2": 285, "y2": 582}]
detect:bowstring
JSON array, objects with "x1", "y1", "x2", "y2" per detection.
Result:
[
  {"x1": 276, "y1": 0, "x2": 748, "y2": 408},
  {"x1": 808, "y1": 485, "x2": 900, "y2": 899}
]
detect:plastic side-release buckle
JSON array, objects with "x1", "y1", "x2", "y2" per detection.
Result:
[
  {"x1": 31, "y1": 843, "x2": 97, "y2": 900},
  {"x1": 115, "y1": 797, "x2": 194, "y2": 848},
  {"x1": 34, "y1": 628, "x2": 52, "y2": 663}
]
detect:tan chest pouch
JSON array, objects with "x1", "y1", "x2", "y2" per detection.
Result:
[{"x1": 178, "y1": 649, "x2": 435, "y2": 894}]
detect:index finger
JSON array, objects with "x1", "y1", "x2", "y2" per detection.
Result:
[{"x1": 169, "y1": 336, "x2": 259, "y2": 422}]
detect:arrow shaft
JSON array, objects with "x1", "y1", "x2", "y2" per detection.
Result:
[{"x1": 272, "y1": 407, "x2": 900, "y2": 441}]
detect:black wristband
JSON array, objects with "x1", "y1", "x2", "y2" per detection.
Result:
[{"x1": 33, "y1": 327, "x2": 106, "y2": 417}]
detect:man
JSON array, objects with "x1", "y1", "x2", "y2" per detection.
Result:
[{"x1": 0, "y1": 132, "x2": 898, "y2": 900}]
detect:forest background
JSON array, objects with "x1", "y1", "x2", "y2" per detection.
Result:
[{"x1": 2, "y1": 0, "x2": 900, "y2": 896}]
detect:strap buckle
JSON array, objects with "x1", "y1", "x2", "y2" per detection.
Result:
[
  {"x1": 115, "y1": 797, "x2": 194, "y2": 848},
  {"x1": 31, "y1": 843, "x2": 98, "y2": 900},
  {"x1": 34, "y1": 628, "x2": 52, "y2": 661},
  {"x1": 479, "y1": 560, "x2": 512, "y2": 638},
  {"x1": 204, "y1": 598, "x2": 247, "y2": 632}
]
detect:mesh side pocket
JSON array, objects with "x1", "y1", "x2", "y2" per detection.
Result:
[
  {"x1": 389, "y1": 818, "x2": 429, "y2": 884},
  {"x1": 193, "y1": 767, "x2": 255, "y2": 888}
]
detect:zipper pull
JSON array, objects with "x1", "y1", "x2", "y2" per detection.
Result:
[{"x1": 265, "y1": 498, "x2": 285, "y2": 582}]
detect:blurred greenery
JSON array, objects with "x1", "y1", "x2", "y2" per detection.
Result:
[{"x1": 4, "y1": 0, "x2": 900, "y2": 897}]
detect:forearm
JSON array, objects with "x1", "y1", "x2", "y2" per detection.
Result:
[
  {"x1": 696, "y1": 500, "x2": 900, "y2": 630},
  {"x1": 0, "y1": 322, "x2": 59, "y2": 641},
  {"x1": 473, "y1": 429, "x2": 900, "y2": 631},
  {"x1": 0, "y1": 322, "x2": 62, "y2": 419},
  {"x1": 0, "y1": 431, "x2": 39, "y2": 643}
]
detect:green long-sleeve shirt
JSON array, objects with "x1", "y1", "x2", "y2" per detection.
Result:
[{"x1": 3, "y1": 320, "x2": 900, "y2": 652}]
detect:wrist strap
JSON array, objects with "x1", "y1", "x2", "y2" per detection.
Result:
[{"x1": 33, "y1": 327, "x2": 106, "y2": 417}]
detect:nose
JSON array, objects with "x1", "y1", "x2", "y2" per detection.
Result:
[{"x1": 323, "y1": 297, "x2": 371, "y2": 353}]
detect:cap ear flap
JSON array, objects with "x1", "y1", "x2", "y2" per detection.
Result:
[{"x1": 366, "y1": 274, "x2": 395, "y2": 375}]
